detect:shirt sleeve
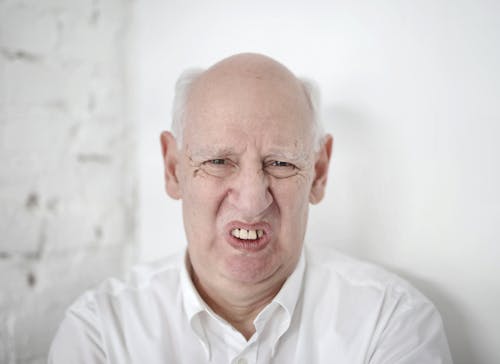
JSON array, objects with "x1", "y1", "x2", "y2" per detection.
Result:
[
  {"x1": 48, "y1": 293, "x2": 107, "y2": 364},
  {"x1": 369, "y1": 296, "x2": 453, "y2": 364}
]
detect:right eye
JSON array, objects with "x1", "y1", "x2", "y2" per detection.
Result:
[{"x1": 201, "y1": 158, "x2": 235, "y2": 177}]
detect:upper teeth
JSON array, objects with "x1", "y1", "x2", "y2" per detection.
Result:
[{"x1": 231, "y1": 228, "x2": 264, "y2": 240}]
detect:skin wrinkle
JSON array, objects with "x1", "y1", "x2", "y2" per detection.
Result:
[
  {"x1": 161, "y1": 53, "x2": 333, "y2": 339},
  {"x1": 188, "y1": 141, "x2": 311, "y2": 180}
]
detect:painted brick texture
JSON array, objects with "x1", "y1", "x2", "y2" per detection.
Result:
[{"x1": 0, "y1": 0, "x2": 137, "y2": 362}]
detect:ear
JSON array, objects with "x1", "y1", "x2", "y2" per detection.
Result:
[
  {"x1": 160, "y1": 131, "x2": 182, "y2": 200},
  {"x1": 309, "y1": 134, "x2": 333, "y2": 204}
]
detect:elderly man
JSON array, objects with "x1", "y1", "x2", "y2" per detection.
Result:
[{"x1": 49, "y1": 53, "x2": 452, "y2": 363}]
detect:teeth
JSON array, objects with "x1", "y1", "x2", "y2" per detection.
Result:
[{"x1": 231, "y1": 228, "x2": 264, "y2": 240}]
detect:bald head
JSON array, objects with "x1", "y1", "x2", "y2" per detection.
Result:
[
  {"x1": 171, "y1": 53, "x2": 323, "y2": 149},
  {"x1": 194, "y1": 53, "x2": 307, "y2": 95}
]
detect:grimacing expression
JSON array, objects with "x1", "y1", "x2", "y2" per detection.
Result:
[{"x1": 161, "y1": 55, "x2": 332, "y2": 292}]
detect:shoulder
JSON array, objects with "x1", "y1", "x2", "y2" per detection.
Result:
[
  {"x1": 304, "y1": 246, "x2": 430, "y2": 308},
  {"x1": 67, "y1": 252, "x2": 183, "y2": 312},
  {"x1": 76, "y1": 252, "x2": 186, "y2": 322},
  {"x1": 49, "y1": 252, "x2": 185, "y2": 362},
  {"x1": 300, "y1": 246, "x2": 452, "y2": 362}
]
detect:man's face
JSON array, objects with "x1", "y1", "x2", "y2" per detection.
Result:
[{"x1": 163, "y1": 62, "x2": 331, "y2": 293}]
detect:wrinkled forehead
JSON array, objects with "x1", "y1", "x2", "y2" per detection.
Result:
[{"x1": 182, "y1": 68, "x2": 315, "y2": 152}]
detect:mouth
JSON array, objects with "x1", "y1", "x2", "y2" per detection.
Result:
[{"x1": 225, "y1": 222, "x2": 271, "y2": 253}]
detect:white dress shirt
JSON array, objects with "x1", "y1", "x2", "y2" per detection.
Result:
[{"x1": 49, "y1": 247, "x2": 453, "y2": 363}]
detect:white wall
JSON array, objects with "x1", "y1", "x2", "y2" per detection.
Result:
[
  {"x1": 134, "y1": 1, "x2": 500, "y2": 363},
  {"x1": 0, "y1": 1, "x2": 137, "y2": 362}
]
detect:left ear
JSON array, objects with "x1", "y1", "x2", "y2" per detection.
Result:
[{"x1": 309, "y1": 134, "x2": 333, "y2": 204}]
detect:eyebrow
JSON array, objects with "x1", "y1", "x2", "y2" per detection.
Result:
[
  {"x1": 266, "y1": 148, "x2": 310, "y2": 162},
  {"x1": 187, "y1": 145, "x2": 310, "y2": 162}
]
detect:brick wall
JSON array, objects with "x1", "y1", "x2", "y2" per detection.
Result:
[{"x1": 0, "y1": 1, "x2": 137, "y2": 362}]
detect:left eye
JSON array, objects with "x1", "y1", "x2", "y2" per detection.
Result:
[
  {"x1": 271, "y1": 161, "x2": 292, "y2": 167},
  {"x1": 265, "y1": 160, "x2": 298, "y2": 178}
]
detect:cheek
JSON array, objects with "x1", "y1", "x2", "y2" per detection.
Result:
[
  {"x1": 272, "y1": 177, "x2": 312, "y2": 233},
  {"x1": 182, "y1": 176, "x2": 227, "y2": 223},
  {"x1": 182, "y1": 180, "x2": 225, "y2": 251},
  {"x1": 271, "y1": 175, "x2": 312, "y2": 209}
]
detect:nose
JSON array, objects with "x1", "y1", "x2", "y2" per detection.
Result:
[{"x1": 227, "y1": 165, "x2": 273, "y2": 219}]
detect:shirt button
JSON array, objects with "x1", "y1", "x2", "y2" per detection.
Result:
[{"x1": 236, "y1": 358, "x2": 248, "y2": 364}]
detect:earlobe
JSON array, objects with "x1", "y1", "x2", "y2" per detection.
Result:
[
  {"x1": 160, "y1": 131, "x2": 182, "y2": 200},
  {"x1": 309, "y1": 134, "x2": 333, "y2": 204}
]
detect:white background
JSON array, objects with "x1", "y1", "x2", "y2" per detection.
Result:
[{"x1": 133, "y1": 1, "x2": 500, "y2": 363}]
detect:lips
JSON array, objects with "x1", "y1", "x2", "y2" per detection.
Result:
[{"x1": 225, "y1": 221, "x2": 271, "y2": 253}]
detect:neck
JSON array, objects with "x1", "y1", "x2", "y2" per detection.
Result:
[{"x1": 191, "y1": 270, "x2": 286, "y2": 340}]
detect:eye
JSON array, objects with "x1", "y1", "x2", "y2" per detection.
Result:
[
  {"x1": 208, "y1": 159, "x2": 226, "y2": 165},
  {"x1": 271, "y1": 161, "x2": 292, "y2": 167},
  {"x1": 264, "y1": 160, "x2": 298, "y2": 178},
  {"x1": 201, "y1": 158, "x2": 236, "y2": 177}
]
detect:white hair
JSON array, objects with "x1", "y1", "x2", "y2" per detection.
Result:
[
  {"x1": 171, "y1": 69, "x2": 325, "y2": 151},
  {"x1": 299, "y1": 77, "x2": 325, "y2": 152}
]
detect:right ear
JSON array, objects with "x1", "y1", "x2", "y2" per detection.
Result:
[{"x1": 160, "y1": 131, "x2": 182, "y2": 199}]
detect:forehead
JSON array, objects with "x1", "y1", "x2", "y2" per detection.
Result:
[{"x1": 183, "y1": 72, "x2": 314, "y2": 153}]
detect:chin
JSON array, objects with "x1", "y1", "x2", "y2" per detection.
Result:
[{"x1": 223, "y1": 254, "x2": 282, "y2": 285}]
